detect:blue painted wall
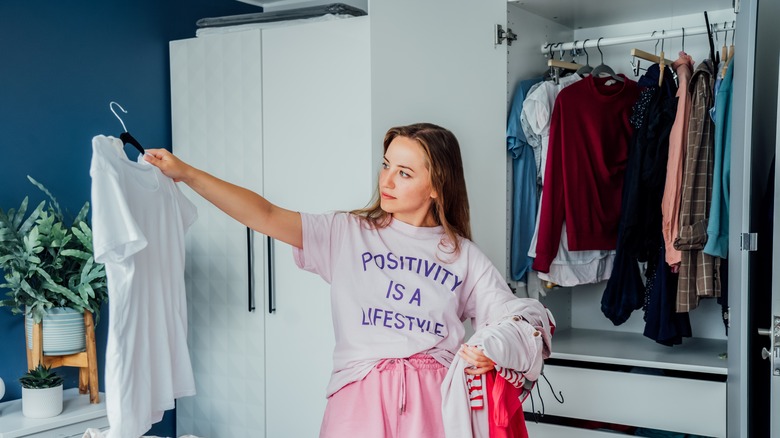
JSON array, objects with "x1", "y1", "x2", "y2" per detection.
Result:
[{"x1": 0, "y1": 1, "x2": 258, "y2": 436}]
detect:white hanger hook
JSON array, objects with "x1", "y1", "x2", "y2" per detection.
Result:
[{"x1": 109, "y1": 101, "x2": 128, "y2": 132}]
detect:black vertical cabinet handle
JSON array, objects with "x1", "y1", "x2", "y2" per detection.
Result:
[
  {"x1": 247, "y1": 227, "x2": 255, "y2": 312},
  {"x1": 267, "y1": 236, "x2": 276, "y2": 314}
]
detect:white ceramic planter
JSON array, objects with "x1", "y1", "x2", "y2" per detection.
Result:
[
  {"x1": 25, "y1": 307, "x2": 86, "y2": 355},
  {"x1": 22, "y1": 384, "x2": 63, "y2": 418}
]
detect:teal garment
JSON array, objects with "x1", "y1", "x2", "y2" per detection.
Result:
[
  {"x1": 703, "y1": 64, "x2": 733, "y2": 258},
  {"x1": 507, "y1": 77, "x2": 543, "y2": 281}
]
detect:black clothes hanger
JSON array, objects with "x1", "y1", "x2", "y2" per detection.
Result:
[
  {"x1": 704, "y1": 11, "x2": 717, "y2": 64},
  {"x1": 110, "y1": 101, "x2": 145, "y2": 155}
]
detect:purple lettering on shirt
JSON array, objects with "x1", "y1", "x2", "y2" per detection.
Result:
[
  {"x1": 405, "y1": 315, "x2": 415, "y2": 330},
  {"x1": 408, "y1": 288, "x2": 421, "y2": 307},
  {"x1": 423, "y1": 260, "x2": 437, "y2": 277},
  {"x1": 392, "y1": 282, "x2": 405, "y2": 301},
  {"x1": 361, "y1": 252, "x2": 372, "y2": 271},
  {"x1": 439, "y1": 268, "x2": 452, "y2": 285},
  {"x1": 358, "y1": 251, "x2": 464, "y2": 293},
  {"x1": 360, "y1": 307, "x2": 445, "y2": 338},
  {"x1": 451, "y1": 276, "x2": 464, "y2": 292},
  {"x1": 386, "y1": 252, "x2": 399, "y2": 269},
  {"x1": 394, "y1": 312, "x2": 406, "y2": 329},
  {"x1": 383, "y1": 310, "x2": 394, "y2": 328}
]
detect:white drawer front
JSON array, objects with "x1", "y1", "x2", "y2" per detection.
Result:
[
  {"x1": 526, "y1": 421, "x2": 628, "y2": 438},
  {"x1": 523, "y1": 364, "x2": 726, "y2": 437}
]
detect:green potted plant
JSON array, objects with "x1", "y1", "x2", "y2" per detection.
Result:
[
  {"x1": 0, "y1": 176, "x2": 107, "y2": 354},
  {"x1": 19, "y1": 363, "x2": 65, "y2": 418}
]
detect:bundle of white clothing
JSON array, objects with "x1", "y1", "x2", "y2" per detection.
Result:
[{"x1": 441, "y1": 298, "x2": 554, "y2": 438}]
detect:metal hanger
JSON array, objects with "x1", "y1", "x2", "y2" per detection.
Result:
[
  {"x1": 590, "y1": 37, "x2": 624, "y2": 83},
  {"x1": 575, "y1": 39, "x2": 593, "y2": 76},
  {"x1": 110, "y1": 101, "x2": 144, "y2": 155}
]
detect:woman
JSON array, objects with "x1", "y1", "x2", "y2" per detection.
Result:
[{"x1": 145, "y1": 122, "x2": 542, "y2": 437}]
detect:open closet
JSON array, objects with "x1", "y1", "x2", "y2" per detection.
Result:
[
  {"x1": 168, "y1": 0, "x2": 772, "y2": 436},
  {"x1": 502, "y1": 2, "x2": 737, "y2": 437}
]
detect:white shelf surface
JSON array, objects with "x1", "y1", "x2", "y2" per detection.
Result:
[
  {"x1": 0, "y1": 388, "x2": 107, "y2": 438},
  {"x1": 550, "y1": 328, "x2": 728, "y2": 375}
]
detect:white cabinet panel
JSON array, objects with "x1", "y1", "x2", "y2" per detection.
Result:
[
  {"x1": 170, "y1": 30, "x2": 266, "y2": 437},
  {"x1": 261, "y1": 17, "x2": 372, "y2": 438}
]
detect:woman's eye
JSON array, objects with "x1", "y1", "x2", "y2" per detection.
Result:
[
  {"x1": 381, "y1": 162, "x2": 389, "y2": 169},
  {"x1": 400, "y1": 170, "x2": 410, "y2": 178}
]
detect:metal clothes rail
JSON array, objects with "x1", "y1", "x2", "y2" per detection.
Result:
[{"x1": 540, "y1": 22, "x2": 736, "y2": 54}]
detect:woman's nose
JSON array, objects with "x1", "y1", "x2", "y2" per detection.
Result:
[{"x1": 380, "y1": 171, "x2": 394, "y2": 188}]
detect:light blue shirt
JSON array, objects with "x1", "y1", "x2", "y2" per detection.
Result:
[{"x1": 507, "y1": 77, "x2": 543, "y2": 281}]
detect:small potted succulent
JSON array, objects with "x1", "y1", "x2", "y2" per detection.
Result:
[{"x1": 19, "y1": 363, "x2": 64, "y2": 418}]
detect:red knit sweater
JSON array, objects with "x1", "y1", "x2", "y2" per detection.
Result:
[{"x1": 532, "y1": 74, "x2": 639, "y2": 273}]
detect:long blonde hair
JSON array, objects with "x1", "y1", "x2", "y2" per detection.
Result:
[{"x1": 351, "y1": 123, "x2": 472, "y2": 255}]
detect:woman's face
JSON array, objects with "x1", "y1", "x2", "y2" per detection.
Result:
[{"x1": 379, "y1": 136, "x2": 438, "y2": 227}]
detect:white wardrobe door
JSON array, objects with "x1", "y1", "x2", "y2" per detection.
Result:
[
  {"x1": 170, "y1": 30, "x2": 266, "y2": 437},
  {"x1": 369, "y1": 0, "x2": 509, "y2": 271},
  {"x1": 261, "y1": 17, "x2": 372, "y2": 438}
]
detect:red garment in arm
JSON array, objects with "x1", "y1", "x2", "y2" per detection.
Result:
[
  {"x1": 532, "y1": 75, "x2": 640, "y2": 273},
  {"x1": 485, "y1": 371, "x2": 528, "y2": 438}
]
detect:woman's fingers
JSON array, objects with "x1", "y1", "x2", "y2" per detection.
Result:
[
  {"x1": 458, "y1": 344, "x2": 495, "y2": 373},
  {"x1": 143, "y1": 148, "x2": 188, "y2": 182}
]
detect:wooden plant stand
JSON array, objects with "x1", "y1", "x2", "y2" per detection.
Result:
[{"x1": 26, "y1": 310, "x2": 100, "y2": 404}]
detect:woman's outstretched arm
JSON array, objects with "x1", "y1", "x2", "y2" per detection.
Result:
[{"x1": 144, "y1": 148, "x2": 302, "y2": 249}]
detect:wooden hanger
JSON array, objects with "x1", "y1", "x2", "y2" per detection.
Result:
[
  {"x1": 547, "y1": 59, "x2": 582, "y2": 71},
  {"x1": 722, "y1": 24, "x2": 736, "y2": 78},
  {"x1": 630, "y1": 48, "x2": 673, "y2": 66}
]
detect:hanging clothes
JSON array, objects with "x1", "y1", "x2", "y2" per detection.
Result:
[
  {"x1": 620, "y1": 63, "x2": 678, "y2": 262},
  {"x1": 643, "y1": 241, "x2": 692, "y2": 346},
  {"x1": 90, "y1": 135, "x2": 198, "y2": 438},
  {"x1": 661, "y1": 52, "x2": 696, "y2": 268},
  {"x1": 507, "y1": 77, "x2": 543, "y2": 282},
  {"x1": 674, "y1": 59, "x2": 721, "y2": 312},
  {"x1": 603, "y1": 63, "x2": 686, "y2": 334},
  {"x1": 519, "y1": 81, "x2": 545, "y2": 186},
  {"x1": 703, "y1": 64, "x2": 733, "y2": 258},
  {"x1": 533, "y1": 74, "x2": 639, "y2": 273},
  {"x1": 521, "y1": 73, "x2": 615, "y2": 288}
]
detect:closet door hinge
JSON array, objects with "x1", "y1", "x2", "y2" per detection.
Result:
[
  {"x1": 733, "y1": 0, "x2": 740, "y2": 14},
  {"x1": 495, "y1": 24, "x2": 517, "y2": 46},
  {"x1": 740, "y1": 232, "x2": 758, "y2": 251}
]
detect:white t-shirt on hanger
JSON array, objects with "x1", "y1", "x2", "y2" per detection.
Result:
[{"x1": 90, "y1": 135, "x2": 197, "y2": 438}]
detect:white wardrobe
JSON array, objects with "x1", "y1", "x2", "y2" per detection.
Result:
[
  {"x1": 169, "y1": 18, "x2": 373, "y2": 437},
  {"x1": 168, "y1": 0, "x2": 758, "y2": 436}
]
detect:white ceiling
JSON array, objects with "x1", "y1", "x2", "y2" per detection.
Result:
[{"x1": 509, "y1": 0, "x2": 734, "y2": 29}]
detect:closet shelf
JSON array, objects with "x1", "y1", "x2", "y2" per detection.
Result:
[{"x1": 550, "y1": 328, "x2": 728, "y2": 375}]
